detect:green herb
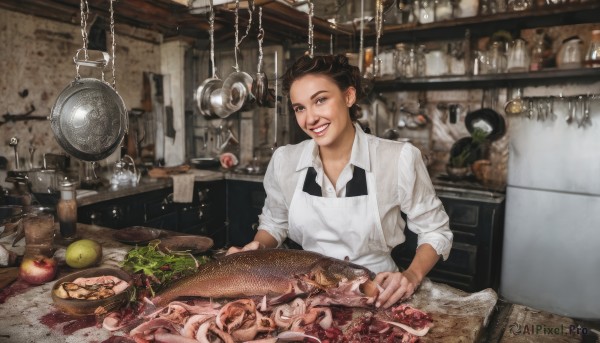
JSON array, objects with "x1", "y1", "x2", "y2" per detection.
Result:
[{"x1": 120, "y1": 240, "x2": 210, "y2": 299}]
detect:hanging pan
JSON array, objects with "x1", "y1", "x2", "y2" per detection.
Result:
[
  {"x1": 464, "y1": 108, "x2": 506, "y2": 142},
  {"x1": 50, "y1": 50, "x2": 127, "y2": 161}
]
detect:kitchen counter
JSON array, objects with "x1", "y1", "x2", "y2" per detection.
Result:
[
  {"x1": 76, "y1": 169, "x2": 224, "y2": 207},
  {"x1": 0, "y1": 223, "x2": 596, "y2": 342}
]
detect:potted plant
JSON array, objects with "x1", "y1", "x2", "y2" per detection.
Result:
[{"x1": 447, "y1": 128, "x2": 488, "y2": 179}]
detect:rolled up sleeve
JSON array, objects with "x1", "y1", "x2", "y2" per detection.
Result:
[
  {"x1": 257, "y1": 148, "x2": 290, "y2": 246},
  {"x1": 398, "y1": 145, "x2": 453, "y2": 260}
]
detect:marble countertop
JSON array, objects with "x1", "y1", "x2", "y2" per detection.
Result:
[
  {"x1": 0, "y1": 223, "x2": 593, "y2": 342},
  {"x1": 0, "y1": 223, "x2": 501, "y2": 343}
]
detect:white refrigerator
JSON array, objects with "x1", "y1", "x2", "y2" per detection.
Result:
[{"x1": 500, "y1": 97, "x2": 600, "y2": 320}]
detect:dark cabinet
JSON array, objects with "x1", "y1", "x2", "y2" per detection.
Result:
[
  {"x1": 226, "y1": 180, "x2": 266, "y2": 248},
  {"x1": 78, "y1": 180, "x2": 227, "y2": 249},
  {"x1": 393, "y1": 194, "x2": 505, "y2": 293}
]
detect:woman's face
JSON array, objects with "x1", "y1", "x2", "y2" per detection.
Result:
[{"x1": 289, "y1": 74, "x2": 356, "y2": 148}]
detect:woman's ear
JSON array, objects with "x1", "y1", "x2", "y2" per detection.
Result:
[{"x1": 345, "y1": 87, "x2": 357, "y2": 107}]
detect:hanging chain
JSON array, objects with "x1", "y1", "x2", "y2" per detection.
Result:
[
  {"x1": 234, "y1": 0, "x2": 253, "y2": 72},
  {"x1": 77, "y1": 0, "x2": 90, "y2": 78},
  {"x1": 257, "y1": 6, "x2": 264, "y2": 73},
  {"x1": 209, "y1": 2, "x2": 217, "y2": 78},
  {"x1": 358, "y1": 0, "x2": 364, "y2": 72},
  {"x1": 234, "y1": 0, "x2": 239, "y2": 72},
  {"x1": 308, "y1": 0, "x2": 314, "y2": 58},
  {"x1": 109, "y1": 0, "x2": 116, "y2": 89},
  {"x1": 374, "y1": 0, "x2": 383, "y2": 76}
]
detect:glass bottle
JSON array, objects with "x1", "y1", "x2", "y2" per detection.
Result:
[
  {"x1": 57, "y1": 180, "x2": 77, "y2": 240},
  {"x1": 417, "y1": 44, "x2": 427, "y2": 76},
  {"x1": 530, "y1": 30, "x2": 545, "y2": 71}
]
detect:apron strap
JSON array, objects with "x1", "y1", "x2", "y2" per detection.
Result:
[{"x1": 302, "y1": 166, "x2": 368, "y2": 197}]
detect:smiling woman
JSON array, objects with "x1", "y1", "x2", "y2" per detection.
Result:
[{"x1": 226, "y1": 54, "x2": 453, "y2": 310}]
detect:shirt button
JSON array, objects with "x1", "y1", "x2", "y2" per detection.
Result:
[{"x1": 327, "y1": 187, "x2": 334, "y2": 192}]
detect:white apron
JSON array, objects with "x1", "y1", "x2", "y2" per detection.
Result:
[{"x1": 288, "y1": 167, "x2": 398, "y2": 274}]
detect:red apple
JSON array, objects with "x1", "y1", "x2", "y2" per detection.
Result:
[{"x1": 19, "y1": 255, "x2": 58, "y2": 285}]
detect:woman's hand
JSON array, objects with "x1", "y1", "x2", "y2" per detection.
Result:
[
  {"x1": 373, "y1": 269, "x2": 421, "y2": 309},
  {"x1": 225, "y1": 241, "x2": 263, "y2": 256}
]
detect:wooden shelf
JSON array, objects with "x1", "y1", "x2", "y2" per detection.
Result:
[
  {"x1": 367, "y1": 2, "x2": 600, "y2": 45},
  {"x1": 372, "y1": 67, "x2": 600, "y2": 91}
]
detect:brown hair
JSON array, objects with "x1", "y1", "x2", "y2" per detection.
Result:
[{"x1": 282, "y1": 54, "x2": 363, "y2": 121}]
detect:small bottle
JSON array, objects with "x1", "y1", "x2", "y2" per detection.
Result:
[
  {"x1": 57, "y1": 180, "x2": 77, "y2": 240},
  {"x1": 530, "y1": 30, "x2": 545, "y2": 71}
]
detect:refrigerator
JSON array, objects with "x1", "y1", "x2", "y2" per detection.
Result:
[{"x1": 500, "y1": 97, "x2": 600, "y2": 320}]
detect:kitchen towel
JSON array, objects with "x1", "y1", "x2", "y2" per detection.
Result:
[{"x1": 171, "y1": 173, "x2": 195, "y2": 203}]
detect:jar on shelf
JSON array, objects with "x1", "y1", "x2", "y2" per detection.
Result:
[
  {"x1": 57, "y1": 180, "x2": 77, "y2": 240},
  {"x1": 395, "y1": 43, "x2": 408, "y2": 78},
  {"x1": 418, "y1": 0, "x2": 435, "y2": 23},
  {"x1": 417, "y1": 44, "x2": 427, "y2": 76},
  {"x1": 434, "y1": 0, "x2": 454, "y2": 21},
  {"x1": 584, "y1": 29, "x2": 600, "y2": 68},
  {"x1": 486, "y1": 41, "x2": 507, "y2": 74}
]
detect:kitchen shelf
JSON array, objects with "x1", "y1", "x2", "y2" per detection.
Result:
[
  {"x1": 373, "y1": 67, "x2": 600, "y2": 91},
  {"x1": 368, "y1": 2, "x2": 600, "y2": 45}
]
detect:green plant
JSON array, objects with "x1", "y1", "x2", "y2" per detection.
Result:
[
  {"x1": 449, "y1": 128, "x2": 489, "y2": 168},
  {"x1": 450, "y1": 149, "x2": 471, "y2": 168}
]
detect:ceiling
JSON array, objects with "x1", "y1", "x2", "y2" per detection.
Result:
[{"x1": 0, "y1": 0, "x2": 361, "y2": 47}]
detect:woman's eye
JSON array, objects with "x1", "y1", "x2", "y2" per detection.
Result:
[
  {"x1": 316, "y1": 97, "x2": 327, "y2": 104},
  {"x1": 293, "y1": 106, "x2": 304, "y2": 113}
]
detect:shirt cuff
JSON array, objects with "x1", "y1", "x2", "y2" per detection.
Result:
[{"x1": 417, "y1": 235, "x2": 453, "y2": 261}]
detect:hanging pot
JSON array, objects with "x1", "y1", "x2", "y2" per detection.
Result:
[
  {"x1": 50, "y1": 50, "x2": 127, "y2": 161},
  {"x1": 195, "y1": 77, "x2": 224, "y2": 118},
  {"x1": 252, "y1": 72, "x2": 269, "y2": 107},
  {"x1": 222, "y1": 71, "x2": 255, "y2": 113}
]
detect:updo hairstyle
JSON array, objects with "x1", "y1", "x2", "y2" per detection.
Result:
[{"x1": 282, "y1": 54, "x2": 364, "y2": 121}]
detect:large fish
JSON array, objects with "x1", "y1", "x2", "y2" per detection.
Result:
[{"x1": 152, "y1": 249, "x2": 380, "y2": 308}]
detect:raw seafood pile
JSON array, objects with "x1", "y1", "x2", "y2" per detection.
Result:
[{"x1": 103, "y1": 249, "x2": 433, "y2": 342}]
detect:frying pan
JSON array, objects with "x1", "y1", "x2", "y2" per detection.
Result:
[
  {"x1": 464, "y1": 108, "x2": 506, "y2": 142},
  {"x1": 50, "y1": 50, "x2": 128, "y2": 161}
]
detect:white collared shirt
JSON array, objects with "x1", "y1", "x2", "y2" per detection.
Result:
[{"x1": 258, "y1": 123, "x2": 453, "y2": 260}]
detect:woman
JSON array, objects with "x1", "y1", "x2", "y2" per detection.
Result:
[{"x1": 228, "y1": 54, "x2": 452, "y2": 309}]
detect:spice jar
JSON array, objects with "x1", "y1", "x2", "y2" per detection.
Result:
[{"x1": 57, "y1": 180, "x2": 77, "y2": 240}]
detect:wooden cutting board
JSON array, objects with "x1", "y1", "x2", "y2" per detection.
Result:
[{"x1": 0, "y1": 267, "x2": 19, "y2": 290}]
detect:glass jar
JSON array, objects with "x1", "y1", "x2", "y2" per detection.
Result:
[
  {"x1": 584, "y1": 29, "x2": 600, "y2": 68},
  {"x1": 417, "y1": 44, "x2": 427, "y2": 76},
  {"x1": 434, "y1": 0, "x2": 454, "y2": 21},
  {"x1": 57, "y1": 180, "x2": 77, "y2": 240},
  {"x1": 486, "y1": 42, "x2": 507, "y2": 74},
  {"x1": 418, "y1": 0, "x2": 435, "y2": 23},
  {"x1": 395, "y1": 43, "x2": 408, "y2": 78}
]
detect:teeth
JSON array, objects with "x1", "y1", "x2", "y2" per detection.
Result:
[{"x1": 313, "y1": 124, "x2": 329, "y2": 133}]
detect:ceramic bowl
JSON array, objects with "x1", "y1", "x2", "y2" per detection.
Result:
[{"x1": 51, "y1": 267, "x2": 133, "y2": 316}]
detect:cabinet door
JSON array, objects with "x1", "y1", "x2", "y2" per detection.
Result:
[{"x1": 226, "y1": 180, "x2": 266, "y2": 247}]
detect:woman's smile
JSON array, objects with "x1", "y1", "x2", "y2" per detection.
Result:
[{"x1": 311, "y1": 123, "x2": 330, "y2": 136}]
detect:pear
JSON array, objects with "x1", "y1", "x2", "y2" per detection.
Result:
[{"x1": 65, "y1": 239, "x2": 103, "y2": 269}]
